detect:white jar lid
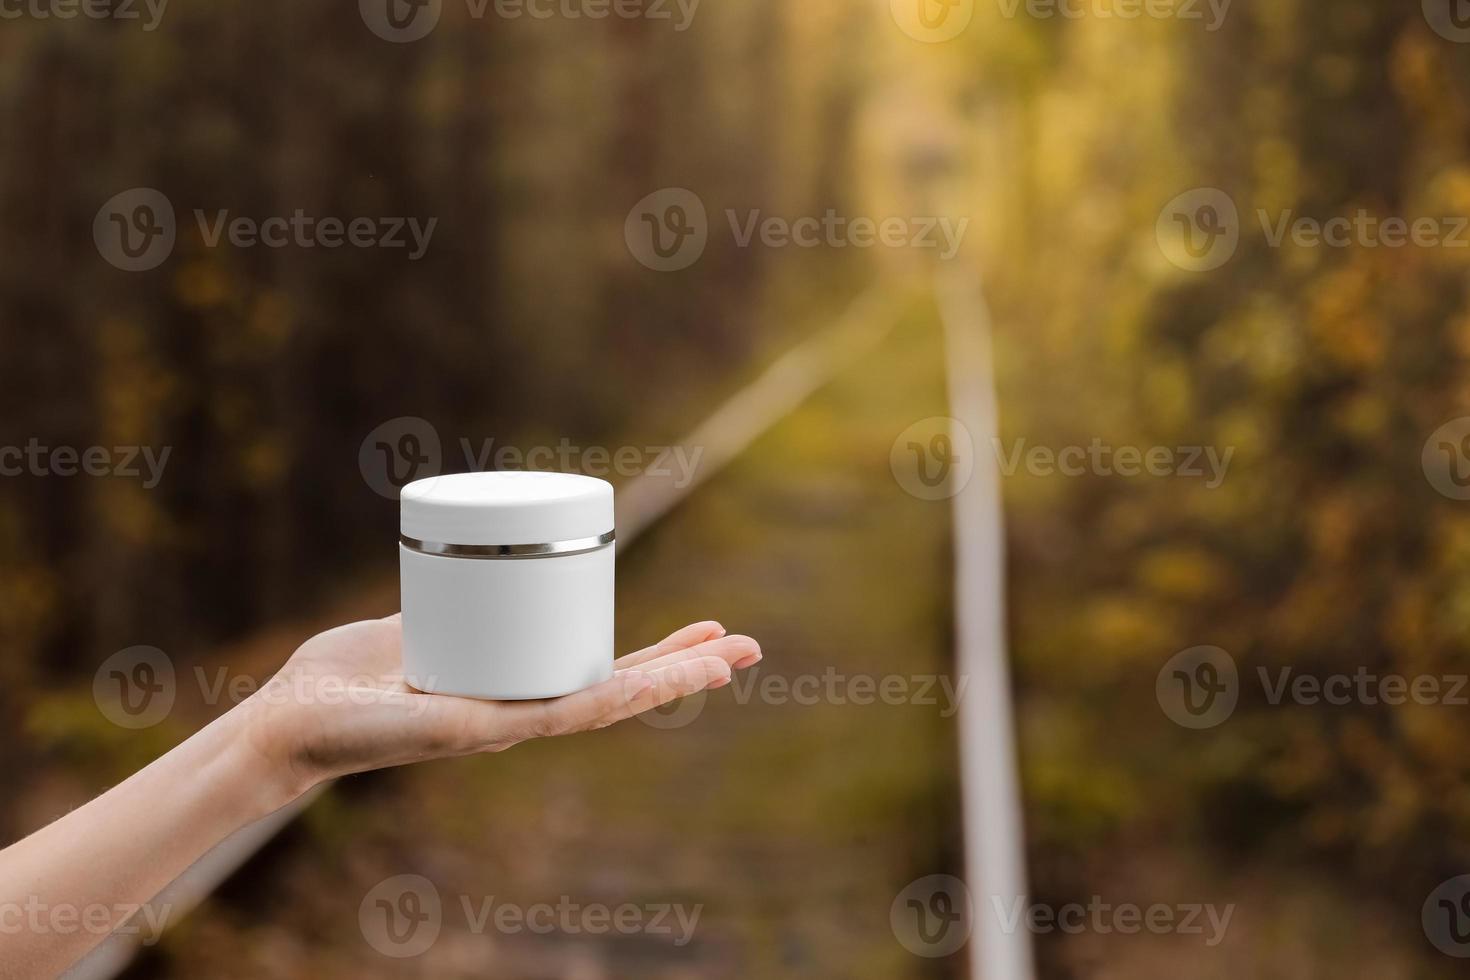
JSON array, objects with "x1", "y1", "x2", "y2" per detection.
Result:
[{"x1": 400, "y1": 471, "x2": 614, "y2": 547}]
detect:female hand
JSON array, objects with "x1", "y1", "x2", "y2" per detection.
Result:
[
  {"x1": 0, "y1": 616, "x2": 759, "y2": 978},
  {"x1": 239, "y1": 616, "x2": 763, "y2": 801}
]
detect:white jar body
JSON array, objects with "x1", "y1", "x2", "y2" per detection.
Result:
[{"x1": 400, "y1": 544, "x2": 614, "y2": 700}]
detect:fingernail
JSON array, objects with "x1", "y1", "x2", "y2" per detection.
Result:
[
  {"x1": 733, "y1": 653, "x2": 762, "y2": 670},
  {"x1": 708, "y1": 675, "x2": 731, "y2": 690},
  {"x1": 712, "y1": 623, "x2": 727, "y2": 637}
]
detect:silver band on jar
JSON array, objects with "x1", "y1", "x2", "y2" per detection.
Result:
[{"x1": 399, "y1": 529, "x2": 615, "y2": 560}]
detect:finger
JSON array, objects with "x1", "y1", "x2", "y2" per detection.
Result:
[
  {"x1": 642, "y1": 655, "x2": 734, "y2": 708},
  {"x1": 614, "y1": 621, "x2": 726, "y2": 670},
  {"x1": 522, "y1": 654, "x2": 735, "y2": 738},
  {"x1": 622, "y1": 633, "x2": 761, "y2": 675},
  {"x1": 600, "y1": 656, "x2": 732, "y2": 729},
  {"x1": 509, "y1": 670, "x2": 659, "y2": 739}
]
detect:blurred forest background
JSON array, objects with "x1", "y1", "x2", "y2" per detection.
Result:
[{"x1": 2, "y1": 0, "x2": 1470, "y2": 977}]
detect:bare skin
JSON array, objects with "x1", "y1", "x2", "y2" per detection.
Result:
[{"x1": 0, "y1": 616, "x2": 760, "y2": 978}]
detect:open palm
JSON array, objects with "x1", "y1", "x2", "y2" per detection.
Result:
[{"x1": 240, "y1": 616, "x2": 761, "y2": 795}]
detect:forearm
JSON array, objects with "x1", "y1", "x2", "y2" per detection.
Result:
[
  {"x1": 0, "y1": 616, "x2": 756, "y2": 977},
  {"x1": 0, "y1": 707, "x2": 294, "y2": 978}
]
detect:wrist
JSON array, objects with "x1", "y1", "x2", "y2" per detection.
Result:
[{"x1": 216, "y1": 697, "x2": 319, "y2": 817}]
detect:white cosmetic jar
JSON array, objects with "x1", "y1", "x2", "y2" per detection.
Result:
[{"x1": 399, "y1": 471, "x2": 615, "y2": 700}]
